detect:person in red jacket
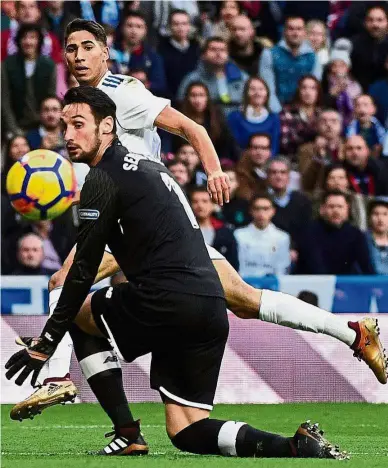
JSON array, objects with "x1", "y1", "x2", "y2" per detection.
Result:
[{"x1": 1, "y1": 0, "x2": 62, "y2": 64}]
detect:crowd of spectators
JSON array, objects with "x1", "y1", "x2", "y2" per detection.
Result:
[{"x1": 2, "y1": 0, "x2": 388, "y2": 278}]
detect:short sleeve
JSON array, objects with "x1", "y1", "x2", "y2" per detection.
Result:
[{"x1": 115, "y1": 78, "x2": 170, "y2": 131}]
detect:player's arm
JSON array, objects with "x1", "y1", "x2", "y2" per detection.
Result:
[
  {"x1": 42, "y1": 170, "x2": 119, "y2": 344},
  {"x1": 155, "y1": 106, "x2": 230, "y2": 205},
  {"x1": 116, "y1": 79, "x2": 230, "y2": 205},
  {"x1": 5, "y1": 170, "x2": 119, "y2": 385}
]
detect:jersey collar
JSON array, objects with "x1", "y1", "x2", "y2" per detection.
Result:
[{"x1": 97, "y1": 70, "x2": 112, "y2": 88}]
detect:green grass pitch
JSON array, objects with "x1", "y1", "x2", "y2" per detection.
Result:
[{"x1": 2, "y1": 403, "x2": 388, "y2": 467}]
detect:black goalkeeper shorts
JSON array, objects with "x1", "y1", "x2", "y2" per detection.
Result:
[{"x1": 91, "y1": 282, "x2": 229, "y2": 410}]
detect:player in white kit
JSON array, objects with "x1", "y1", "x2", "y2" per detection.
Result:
[{"x1": 10, "y1": 19, "x2": 387, "y2": 423}]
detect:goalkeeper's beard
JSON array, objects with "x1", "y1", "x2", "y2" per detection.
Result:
[{"x1": 72, "y1": 129, "x2": 102, "y2": 164}]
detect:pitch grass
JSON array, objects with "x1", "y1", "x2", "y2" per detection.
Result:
[{"x1": 2, "y1": 403, "x2": 388, "y2": 468}]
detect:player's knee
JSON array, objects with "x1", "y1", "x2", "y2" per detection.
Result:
[
  {"x1": 169, "y1": 420, "x2": 202, "y2": 449},
  {"x1": 170, "y1": 418, "x2": 225, "y2": 454}
]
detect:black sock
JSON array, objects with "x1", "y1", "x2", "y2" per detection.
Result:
[
  {"x1": 172, "y1": 419, "x2": 226, "y2": 454},
  {"x1": 70, "y1": 324, "x2": 134, "y2": 430},
  {"x1": 236, "y1": 424, "x2": 294, "y2": 457},
  {"x1": 172, "y1": 419, "x2": 294, "y2": 458}
]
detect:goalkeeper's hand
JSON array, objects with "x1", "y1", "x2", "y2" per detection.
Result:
[{"x1": 5, "y1": 337, "x2": 56, "y2": 386}]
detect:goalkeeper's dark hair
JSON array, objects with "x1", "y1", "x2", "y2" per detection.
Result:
[
  {"x1": 63, "y1": 86, "x2": 117, "y2": 134},
  {"x1": 65, "y1": 18, "x2": 107, "y2": 46}
]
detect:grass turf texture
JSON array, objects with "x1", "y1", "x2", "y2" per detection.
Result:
[{"x1": 2, "y1": 403, "x2": 388, "y2": 467}]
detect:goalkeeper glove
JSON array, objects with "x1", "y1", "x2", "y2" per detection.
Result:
[{"x1": 5, "y1": 336, "x2": 57, "y2": 386}]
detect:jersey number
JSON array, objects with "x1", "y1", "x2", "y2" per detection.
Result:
[{"x1": 160, "y1": 173, "x2": 199, "y2": 229}]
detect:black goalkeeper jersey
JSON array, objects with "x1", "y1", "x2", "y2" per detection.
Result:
[{"x1": 43, "y1": 140, "x2": 224, "y2": 343}]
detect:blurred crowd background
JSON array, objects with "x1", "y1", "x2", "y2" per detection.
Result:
[{"x1": 2, "y1": 0, "x2": 388, "y2": 278}]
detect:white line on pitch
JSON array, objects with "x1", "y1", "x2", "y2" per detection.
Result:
[{"x1": 15, "y1": 424, "x2": 164, "y2": 429}]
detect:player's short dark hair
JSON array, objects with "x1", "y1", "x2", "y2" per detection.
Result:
[
  {"x1": 202, "y1": 36, "x2": 227, "y2": 54},
  {"x1": 321, "y1": 190, "x2": 350, "y2": 206},
  {"x1": 168, "y1": 8, "x2": 190, "y2": 25},
  {"x1": 63, "y1": 86, "x2": 117, "y2": 134},
  {"x1": 123, "y1": 11, "x2": 147, "y2": 24},
  {"x1": 16, "y1": 23, "x2": 44, "y2": 54},
  {"x1": 247, "y1": 132, "x2": 272, "y2": 148},
  {"x1": 65, "y1": 18, "x2": 107, "y2": 46},
  {"x1": 249, "y1": 193, "x2": 275, "y2": 209}
]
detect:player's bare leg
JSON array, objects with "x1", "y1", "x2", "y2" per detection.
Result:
[
  {"x1": 12, "y1": 249, "x2": 387, "y2": 421},
  {"x1": 213, "y1": 258, "x2": 388, "y2": 384},
  {"x1": 165, "y1": 399, "x2": 348, "y2": 458}
]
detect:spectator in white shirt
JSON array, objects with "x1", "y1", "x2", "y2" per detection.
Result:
[{"x1": 234, "y1": 194, "x2": 291, "y2": 277}]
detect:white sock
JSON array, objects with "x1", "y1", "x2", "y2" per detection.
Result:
[
  {"x1": 259, "y1": 289, "x2": 356, "y2": 347},
  {"x1": 39, "y1": 287, "x2": 74, "y2": 384}
]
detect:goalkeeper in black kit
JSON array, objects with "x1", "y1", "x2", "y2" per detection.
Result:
[{"x1": 6, "y1": 86, "x2": 347, "y2": 459}]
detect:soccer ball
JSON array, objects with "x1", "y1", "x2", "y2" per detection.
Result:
[{"x1": 6, "y1": 149, "x2": 77, "y2": 221}]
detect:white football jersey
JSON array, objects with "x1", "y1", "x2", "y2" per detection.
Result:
[
  {"x1": 97, "y1": 71, "x2": 170, "y2": 162},
  {"x1": 93, "y1": 72, "x2": 225, "y2": 264}
]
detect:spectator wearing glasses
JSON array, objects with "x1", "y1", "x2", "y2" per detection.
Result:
[
  {"x1": 235, "y1": 133, "x2": 271, "y2": 201},
  {"x1": 235, "y1": 194, "x2": 291, "y2": 277},
  {"x1": 227, "y1": 77, "x2": 280, "y2": 154}
]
